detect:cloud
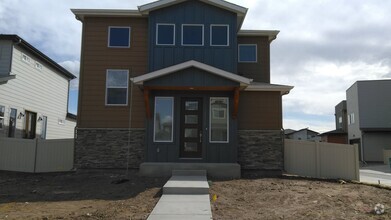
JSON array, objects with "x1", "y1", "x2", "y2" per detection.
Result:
[{"x1": 59, "y1": 60, "x2": 80, "y2": 90}]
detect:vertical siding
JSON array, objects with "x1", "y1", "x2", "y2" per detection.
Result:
[
  {"x1": 149, "y1": 0, "x2": 237, "y2": 73},
  {"x1": 0, "y1": 138, "x2": 36, "y2": 172},
  {"x1": 35, "y1": 138, "x2": 74, "y2": 172},
  {"x1": 238, "y1": 91, "x2": 282, "y2": 130},
  {"x1": 237, "y1": 36, "x2": 270, "y2": 83},
  {"x1": 78, "y1": 17, "x2": 148, "y2": 128},
  {"x1": 0, "y1": 40, "x2": 13, "y2": 77},
  {"x1": 0, "y1": 46, "x2": 74, "y2": 139}
]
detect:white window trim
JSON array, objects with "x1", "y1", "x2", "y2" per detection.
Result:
[
  {"x1": 0, "y1": 105, "x2": 5, "y2": 130},
  {"x1": 210, "y1": 24, "x2": 229, "y2": 46},
  {"x1": 209, "y1": 97, "x2": 229, "y2": 143},
  {"x1": 156, "y1": 23, "x2": 175, "y2": 46},
  {"x1": 181, "y1": 24, "x2": 204, "y2": 46},
  {"x1": 21, "y1": 53, "x2": 31, "y2": 63},
  {"x1": 105, "y1": 69, "x2": 129, "y2": 106},
  {"x1": 153, "y1": 97, "x2": 174, "y2": 143},
  {"x1": 35, "y1": 62, "x2": 43, "y2": 70},
  {"x1": 107, "y1": 26, "x2": 131, "y2": 48},
  {"x1": 238, "y1": 44, "x2": 258, "y2": 63}
]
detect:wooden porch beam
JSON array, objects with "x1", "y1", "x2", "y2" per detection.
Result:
[
  {"x1": 143, "y1": 88, "x2": 151, "y2": 118},
  {"x1": 143, "y1": 86, "x2": 237, "y2": 91},
  {"x1": 233, "y1": 87, "x2": 240, "y2": 119}
]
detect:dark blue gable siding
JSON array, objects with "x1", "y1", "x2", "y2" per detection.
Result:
[{"x1": 148, "y1": 0, "x2": 238, "y2": 73}]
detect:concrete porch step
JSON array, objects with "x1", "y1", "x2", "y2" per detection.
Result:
[{"x1": 163, "y1": 172, "x2": 209, "y2": 195}]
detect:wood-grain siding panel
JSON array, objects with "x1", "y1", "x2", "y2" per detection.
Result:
[
  {"x1": 238, "y1": 91, "x2": 282, "y2": 130},
  {"x1": 238, "y1": 36, "x2": 270, "y2": 83},
  {"x1": 78, "y1": 17, "x2": 148, "y2": 128}
]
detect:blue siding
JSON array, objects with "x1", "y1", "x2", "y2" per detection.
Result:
[
  {"x1": 144, "y1": 68, "x2": 239, "y2": 87},
  {"x1": 149, "y1": 0, "x2": 238, "y2": 73}
]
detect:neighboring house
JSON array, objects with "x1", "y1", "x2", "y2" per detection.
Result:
[
  {"x1": 346, "y1": 80, "x2": 391, "y2": 162},
  {"x1": 285, "y1": 128, "x2": 321, "y2": 142},
  {"x1": 72, "y1": 0, "x2": 293, "y2": 176},
  {"x1": 0, "y1": 35, "x2": 76, "y2": 139},
  {"x1": 319, "y1": 100, "x2": 348, "y2": 144}
]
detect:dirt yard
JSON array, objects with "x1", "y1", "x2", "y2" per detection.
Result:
[{"x1": 0, "y1": 170, "x2": 390, "y2": 220}]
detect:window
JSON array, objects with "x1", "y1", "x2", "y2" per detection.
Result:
[
  {"x1": 348, "y1": 115, "x2": 351, "y2": 125},
  {"x1": 35, "y1": 62, "x2": 43, "y2": 70},
  {"x1": 0, "y1": 105, "x2": 5, "y2": 130},
  {"x1": 8, "y1": 108, "x2": 17, "y2": 137},
  {"x1": 108, "y1": 27, "x2": 131, "y2": 48},
  {"x1": 154, "y1": 97, "x2": 174, "y2": 142},
  {"x1": 338, "y1": 116, "x2": 342, "y2": 123},
  {"x1": 238, "y1": 44, "x2": 257, "y2": 62},
  {"x1": 41, "y1": 116, "x2": 47, "y2": 139},
  {"x1": 210, "y1": 25, "x2": 229, "y2": 46},
  {"x1": 210, "y1": 97, "x2": 229, "y2": 143},
  {"x1": 156, "y1": 24, "x2": 175, "y2": 45},
  {"x1": 106, "y1": 70, "x2": 129, "y2": 105},
  {"x1": 22, "y1": 53, "x2": 31, "y2": 63},
  {"x1": 351, "y1": 113, "x2": 355, "y2": 124},
  {"x1": 182, "y1": 24, "x2": 204, "y2": 46}
]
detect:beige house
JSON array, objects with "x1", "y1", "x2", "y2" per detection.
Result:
[{"x1": 0, "y1": 35, "x2": 76, "y2": 139}]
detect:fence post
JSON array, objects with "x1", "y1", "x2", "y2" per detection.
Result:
[
  {"x1": 33, "y1": 138, "x2": 39, "y2": 173},
  {"x1": 315, "y1": 141, "x2": 321, "y2": 178},
  {"x1": 353, "y1": 144, "x2": 360, "y2": 181}
]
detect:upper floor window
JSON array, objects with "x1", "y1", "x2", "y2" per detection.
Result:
[
  {"x1": 108, "y1": 27, "x2": 131, "y2": 48},
  {"x1": 210, "y1": 25, "x2": 229, "y2": 46},
  {"x1": 22, "y1": 53, "x2": 31, "y2": 63},
  {"x1": 106, "y1": 69, "x2": 129, "y2": 105},
  {"x1": 182, "y1": 24, "x2": 204, "y2": 46},
  {"x1": 156, "y1": 24, "x2": 175, "y2": 46},
  {"x1": 35, "y1": 62, "x2": 43, "y2": 70},
  {"x1": 0, "y1": 105, "x2": 5, "y2": 130},
  {"x1": 238, "y1": 44, "x2": 257, "y2": 63}
]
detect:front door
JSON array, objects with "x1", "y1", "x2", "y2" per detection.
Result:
[{"x1": 180, "y1": 98, "x2": 203, "y2": 158}]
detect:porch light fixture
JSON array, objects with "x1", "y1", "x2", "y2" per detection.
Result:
[
  {"x1": 18, "y1": 112, "x2": 25, "y2": 119},
  {"x1": 37, "y1": 116, "x2": 43, "y2": 122}
]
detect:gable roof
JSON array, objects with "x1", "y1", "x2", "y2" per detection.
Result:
[
  {"x1": 131, "y1": 60, "x2": 253, "y2": 86},
  {"x1": 138, "y1": 0, "x2": 247, "y2": 30},
  {"x1": 0, "y1": 35, "x2": 76, "y2": 80}
]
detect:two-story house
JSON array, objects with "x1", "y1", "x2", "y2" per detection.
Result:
[
  {"x1": 0, "y1": 35, "x2": 76, "y2": 140},
  {"x1": 347, "y1": 80, "x2": 391, "y2": 162},
  {"x1": 72, "y1": 0, "x2": 293, "y2": 177},
  {"x1": 319, "y1": 100, "x2": 348, "y2": 144}
]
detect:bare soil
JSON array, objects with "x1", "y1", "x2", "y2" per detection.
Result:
[{"x1": 0, "y1": 170, "x2": 390, "y2": 220}]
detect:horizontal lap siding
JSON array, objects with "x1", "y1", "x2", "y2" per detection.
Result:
[
  {"x1": 238, "y1": 36, "x2": 270, "y2": 83},
  {"x1": 78, "y1": 17, "x2": 148, "y2": 128},
  {"x1": 238, "y1": 91, "x2": 282, "y2": 130}
]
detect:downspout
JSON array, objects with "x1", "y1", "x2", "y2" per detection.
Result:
[{"x1": 125, "y1": 68, "x2": 134, "y2": 177}]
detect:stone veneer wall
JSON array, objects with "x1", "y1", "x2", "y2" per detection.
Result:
[
  {"x1": 75, "y1": 129, "x2": 145, "y2": 169},
  {"x1": 238, "y1": 130, "x2": 284, "y2": 170}
]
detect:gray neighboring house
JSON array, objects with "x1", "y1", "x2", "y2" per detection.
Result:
[
  {"x1": 0, "y1": 34, "x2": 76, "y2": 139},
  {"x1": 285, "y1": 128, "x2": 321, "y2": 142},
  {"x1": 346, "y1": 80, "x2": 391, "y2": 162}
]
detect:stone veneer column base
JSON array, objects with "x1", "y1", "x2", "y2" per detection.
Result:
[
  {"x1": 238, "y1": 130, "x2": 284, "y2": 172},
  {"x1": 75, "y1": 128, "x2": 145, "y2": 169}
]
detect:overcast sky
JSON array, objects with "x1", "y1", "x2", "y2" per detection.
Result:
[{"x1": 1, "y1": 0, "x2": 390, "y2": 132}]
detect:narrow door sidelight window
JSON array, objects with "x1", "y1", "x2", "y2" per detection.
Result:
[
  {"x1": 210, "y1": 97, "x2": 229, "y2": 143},
  {"x1": 154, "y1": 97, "x2": 174, "y2": 142}
]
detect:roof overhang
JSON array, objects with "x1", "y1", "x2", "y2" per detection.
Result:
[
  {"x1": 244, "y1": 82, "x2": 293, "y2": 95},
  {"x1": 131, "y1": 60, "x2": 253, "y2": 86},
  {"x1": 238, "y1": 30, "x2": 280, "y2": 42},
  {"x1": 138, "y1": 0, "x2": 248, "y2": 30},
  {"x1": 0, "y1": 74, "x2": 16, "y2": 83},
  {"x1": 71, "y1": 9, "x2": 143, "y2": 21}
]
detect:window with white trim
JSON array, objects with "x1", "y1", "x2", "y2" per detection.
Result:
[
  {"x1": 35, "y1": 62, "x2": 43, "y2": 70},
  {"x1": 0, "y1": 105, "x2": 5, "y2": 130},
  {"x1": 210, "y1": 97, "x2": 229, "y2": 143},
  {"x1": 182, "y1": 24, "x2": 204, "y2": 46},
  {"x1": 106, "y1": 70, "x2": 129, "y2": 105},
  {"x1": 154, "y1": 97, "x2": 174, "y2": 142},
  {"x1": 210, "y1": 25, "x2": 229, "y2": 46},
  {"x1": 156, "y1": 24, "x2": 175, "y2": 45},
  {"x1": 108, "y1": 26, "x2": 131, "y2": 48},
  {"x1": 22, "y1": 53, "x2": 31, "y2": 63},
  {"x1": 238, "y1": 44, "x2": 257, "y2": 62}
]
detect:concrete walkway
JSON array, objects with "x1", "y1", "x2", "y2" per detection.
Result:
[
  {"x1": 360, "y1": 164, "x2": 391, "y2": 186},
  {"x1": 147, "y1": 170, "x2": 213, "y2": 220}
]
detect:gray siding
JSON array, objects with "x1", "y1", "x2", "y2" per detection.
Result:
[
  {"x1": 363, "y1": 132, "x2": 391, "y2": 161},
  {"x1": 145, "y1": 67, "x2": 239, "y2": 87},
  {"x1": 357, "y1": 80, "x2": 391, "y2": 129},
  {"x1": 148, "y1": 0, "x2": 237, "y2": 73},
  {"x1": 0, "y1": 45, "x2": 75, "y2": 139},
  {"x1": 347, "y1": 83, "x2": 361, "y2": 140},
  {"x1": 0, "y1": 40, "x2": 13, "y2": 77},
  {"x1": 335, "y1": 100, "x2": 347, "y2": 132}
]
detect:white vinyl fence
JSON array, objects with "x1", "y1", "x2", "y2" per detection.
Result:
[
  {"x1": 284, "y1": 139, "x2": 360, "y2": 181},
  {"x1": 0, "y1": 138, "x2": 74, "y2": 173}
]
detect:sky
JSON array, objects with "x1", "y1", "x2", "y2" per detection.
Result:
[{"x1": 1, "y1": 0, "x2": 390, "y2": 133}]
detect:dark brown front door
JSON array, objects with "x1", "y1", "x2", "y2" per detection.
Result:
[{"x1": 180, "y1": 98, "x2": 203, "y2": 158}]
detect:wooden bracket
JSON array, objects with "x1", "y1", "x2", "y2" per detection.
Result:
[
  {"x1": 233, "y1": 87, "x2": 240, "y2": 119},
  {"x1": 143, "y1": 88, "x2": 151, "y2": 118}
]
